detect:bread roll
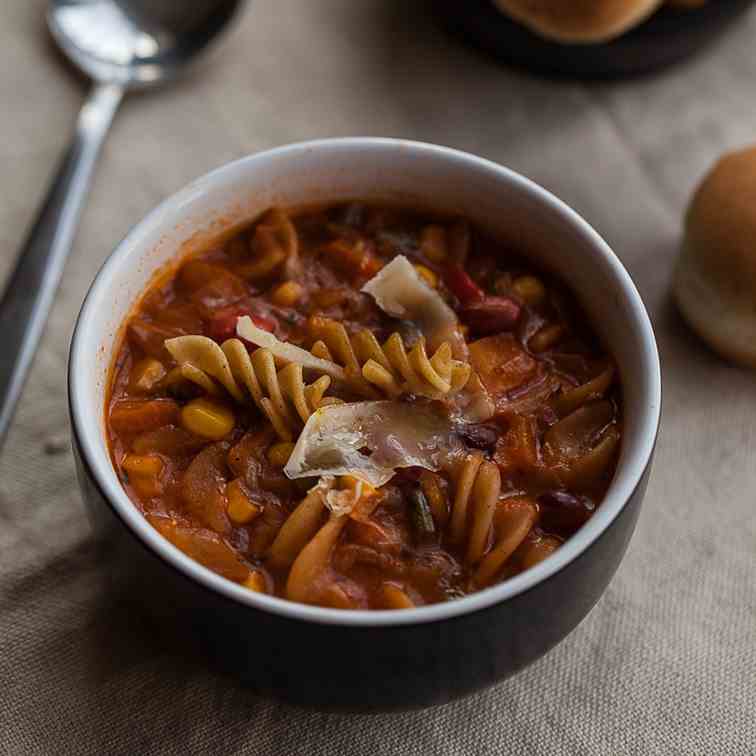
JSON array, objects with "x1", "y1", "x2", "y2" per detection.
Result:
[
  {"x1": 674, "y1": 146, "x2": 756, "y2": 368},
  {"x1": 492, "y1": 0, "x2": 663, "y2": 43}
]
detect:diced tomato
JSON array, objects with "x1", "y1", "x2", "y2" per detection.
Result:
[
  {"x1": 444, "y1": 264, "x2": 484, "y2": 306},
  {"x1": 207, "y1": 306, "x2": 275, "y2": 343}
]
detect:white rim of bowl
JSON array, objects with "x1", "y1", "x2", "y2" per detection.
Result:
[{"x1": 69, "y1": 137, "x2": 661, "y2": 627}]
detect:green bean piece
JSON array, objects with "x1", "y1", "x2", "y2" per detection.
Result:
[{"x1": 410, "y1": 488, "x2": 436, "y2": 539}]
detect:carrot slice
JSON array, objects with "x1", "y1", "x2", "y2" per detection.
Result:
[{"x1": 110, "y1": 399, "x2": 180, "y2": 434}]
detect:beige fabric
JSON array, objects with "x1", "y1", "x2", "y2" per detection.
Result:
[{"x1": 1, "y1": 1, "x2": 754, "y2": 753}]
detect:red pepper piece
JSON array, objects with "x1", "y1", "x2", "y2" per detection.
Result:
[
  {"x1": 208, "y1": 307, "x2": 275, "y2": 343},
  {"x1": 444, "y1": 264, "x2": 485, "y2": 306}
]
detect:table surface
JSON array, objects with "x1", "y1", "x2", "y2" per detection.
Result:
[{"x1": 1, "y1": 2, "x2": 754, "y2": 754}]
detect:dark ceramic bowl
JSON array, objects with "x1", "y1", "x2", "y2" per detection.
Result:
[
  {"x1": 68, "y1": 139, "x2": 661, "y2": 711},
  {"x1": 437, "y1": 0, "x2": 755, "y2": 79}
]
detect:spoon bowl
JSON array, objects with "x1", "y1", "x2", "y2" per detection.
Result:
[
  {"x1": 48, "y1": 0, "x2": 244, "y2": 87},
  {"x1": 0, "y1": 0, "x2": 245, "y2": 448}
]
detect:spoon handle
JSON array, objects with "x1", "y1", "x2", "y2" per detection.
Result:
[{"x1": 0, "y1": 82, "x2": 124, "y2": 448}]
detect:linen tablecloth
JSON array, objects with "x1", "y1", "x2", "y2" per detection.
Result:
[{"x1": 1, "y1": 1, "x2": 754, "y2": 753}]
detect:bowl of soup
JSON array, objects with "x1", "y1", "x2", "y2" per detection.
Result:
[{"x1": 69, "y1": 138, "x2": 661, "y2": 710}]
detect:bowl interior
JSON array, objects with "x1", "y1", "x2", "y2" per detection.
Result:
[{"x1": 70, "y1": 138, "x2": 661, "y2": 626}]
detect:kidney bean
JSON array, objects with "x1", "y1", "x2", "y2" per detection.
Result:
[
  {"x1": 537, "y1": 490, "x2": 594, "y2": 535},
  {"x1": 456, "y1": 423, "x2": 499, "y2": 452},
  {"x1": 444, "y1": 264, "x2": 484, "y2": 306},
  {"x1": 460, "y1": 296, "x2": 521, "y2": 336}
]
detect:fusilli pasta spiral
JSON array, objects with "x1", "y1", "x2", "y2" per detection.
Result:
[
  {"x1": 308, "y1": 316, "x2": 471, "y2": 400},
  {"x1": 448, "y1": 452, "x2": 503, "y2": 565},
  {"x1": 164, "y1": 335, "x2": 335, "y2": 441},
  {"x1": 445, "y1": 452, "x2": 542, "y2": 585},
  {"x1": 280, "y1": 476, "x2": 379, "y2": 604}
]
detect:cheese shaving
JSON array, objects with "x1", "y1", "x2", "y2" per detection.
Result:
[
  {"x1": 284, "y1": 400, "x2": 462, "y2": 487},
  {"x1": 236, "y1": 316, "x2": 347, "y2": 381},
  {"x1": 361, "y1": 255, "x2": 467, "y2": 359}
]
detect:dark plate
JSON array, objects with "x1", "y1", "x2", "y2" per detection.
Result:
[{"x1": 436, "y1": 0, "x2": 755, "y2": 79}]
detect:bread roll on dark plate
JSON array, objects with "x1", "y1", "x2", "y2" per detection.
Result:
[
  {"x1": 492, "y1": 0, "x2": 663, "y2": 43},
  {"x1": 674, "y1": 146, "x2": 756, "y2": 368},
  {"x1": 437, "y1": 0, "x2": 750, "y2": 79}
]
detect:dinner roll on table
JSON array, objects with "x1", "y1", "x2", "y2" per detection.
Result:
[
  {"x1": 491, "y1": 0, "x2": 663, "y2": 43},
  {"x1": 674, "y1": 145, "x2": 756, "y2": 368}
]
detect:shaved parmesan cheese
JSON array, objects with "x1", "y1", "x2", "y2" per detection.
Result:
[
  {"x1": 236, "y1": 315, "x2": 347, "y2": 381},
  {"x1": 284, "y1": 400, "x2": 461, "y2": 487},
  {"x1": 361, "y1": 255, "x2": 467, "y2": 359}
]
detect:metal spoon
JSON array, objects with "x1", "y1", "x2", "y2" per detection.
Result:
[{"x1": 0, "y1": 0, "x2": 244, "y2": 447}]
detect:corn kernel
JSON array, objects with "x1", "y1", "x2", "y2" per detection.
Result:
[
  {"x1": 528, "y1": 324, "x2": 565, "y2": 353},
  {"x1": 227, "y1": 479, "x2": 262, "y2": 525},
  {"x1": 129, "y1": 358, "x2": 166, "y2": 393},
  {"x1": 122, "y1": 454, "x2": 163, "y2": 477},
  {"x1": 181, "y1": 398, "x2": 235, "y2": 440},
  {"x1": 420, "y1": 225, "x2": 447, "y2": 264},
  {"x1": 414, "y1": 264, "x2": 438, "y2": 289},
  {"x1": 271, "y1": 281, "x2": 304, "y2": 308},
  {"x1": 267, "y1": 441, "x2": 295, "y2": 467},
  {"x1": 512, "y1": 275, "x2": 546, "y2": 307},
  {"x1": 243, "y1": 571, "x2": 267, "y2": 593}
]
